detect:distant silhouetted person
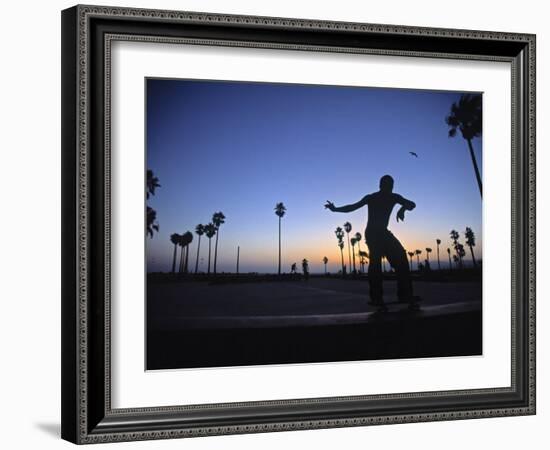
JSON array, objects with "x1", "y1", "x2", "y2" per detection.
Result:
[
  {"x1": 291, "y1": 263, "x2": 297, "y2": 274},
  {"x1": 302, "y1": 259, "x2": 309, "y2": 280},
  {"x1": 325, "y1": 175, "x2": 416, "y2": 306}
]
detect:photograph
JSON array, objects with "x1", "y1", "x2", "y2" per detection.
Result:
[{"x1": 145, "y1": 78, "x2": 483, "y2": 370}]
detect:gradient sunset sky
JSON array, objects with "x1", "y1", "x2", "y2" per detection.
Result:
[{"x1": 146, "y1": 78, "x2": 482, "y2": 274}]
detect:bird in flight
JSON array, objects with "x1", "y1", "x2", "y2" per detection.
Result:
[{"x1": 409, "y1": 151, "x2": 418, "y2": 158}]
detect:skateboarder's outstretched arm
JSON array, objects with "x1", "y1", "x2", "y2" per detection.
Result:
[
  {"x1": 395, "y1": 194, "x2": 416, "y2": 222},
  {"x1": 324, "y1": 195, "x2": 371, "y2": 213}
]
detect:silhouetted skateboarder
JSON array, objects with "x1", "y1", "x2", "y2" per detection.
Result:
[{"x1": 325, "y1": 175, "x2": 419, "y2": 311}]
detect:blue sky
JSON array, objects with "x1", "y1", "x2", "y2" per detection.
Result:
[{"x1": 146, "y1": 78, "x2": 482, "y2": 273}]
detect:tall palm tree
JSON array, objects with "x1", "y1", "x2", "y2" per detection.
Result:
[
  {"x1": 146, "y1": 169, "x2": 161, "y2": 199},
  {"x1": 450, "y1": 229, "x2": 463, "y2": 269},
  {"x1": 180, "y1": 231, "x2": 193, "y2": 273},
  {"x1": 456, "y1": 243, "x2": 466, "y2": 269},
  {"x1": 212, "y1": 212, "x2": 226, "y2": 274},
  {"x1": 465, "y1": 227, "x2": 477, "y2": 267},
  {"x1": 338, "y1": 241, "x2": 345, "y2": 274},
  {"x1": 445, "y1": 93, "x2": 482, "y2": 197},
  {"x1": 335, "y1": 227, "x2": 345, "y2": 274},
  {"x1": 194, "y1": 224, "x2": 205, "y2": 273},
  {"x1": 343, "y1": 222, "x2": 352, "y2": 273},
  {"x1": 178, "y1": 234, "x2": 185, "y2": 273},
  {"x1": 354, "y1": 232, "x2": 363, "y2": 272},
  {"x1": 447, "y1": 247, "x2": 452, "y2": 271},
  {"x1": 146, "y1": 170, "x2": 161, "y2": 238},
  {"x1": 425, "y1": 248, "x2": 432, "y2": 266},
  {"x1": 415, "y1": 249, "x2": 422, "y2": 269},
  {"x1": 407, "y1": 251, "x2": 415, "y2": 271},
  {"x1": 204, "y1": 223, "x2": 216, "y2": 275},
  {"x1": 274, "y1": 202, "x2": 286, "y2": 275},
  {"x1": 146, "y1": 207, "x2": 159, "y2": 238},
  {"x1": 350, "y1": 237, "x2": 357, "y2": 273},
  {"x1": 170, "y1": 233, "x2": 180, "y2": 273},
  {"x1": 436, "y1": 239, "x2": 442, "y2": 270},
  {"x1": 450, "y1": 229, "x2": 460, "y2": 246},
  {"x1": 323, "y1": 256, "x2": 328, "y2": 275}
]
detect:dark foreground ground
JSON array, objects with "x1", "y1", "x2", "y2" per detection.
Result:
[{"x1": 147, "y1": 276, "x2": 482, "y2": 370}]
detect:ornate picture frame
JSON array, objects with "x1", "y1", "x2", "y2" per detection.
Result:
[{"x1": 61, "y1": 4, "x2": 535, "y2": 444}]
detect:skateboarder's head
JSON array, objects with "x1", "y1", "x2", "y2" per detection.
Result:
[{"x1": 379, "y1": 175, "x2": 394, "y2": 193}]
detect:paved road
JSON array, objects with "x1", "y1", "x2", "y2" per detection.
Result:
[
  {"x1": 148, "y1": 278, "x2": 481, "y2": 327},
  {"x1": 147, "y1": 278, "x2": 482, "y2": 369}
]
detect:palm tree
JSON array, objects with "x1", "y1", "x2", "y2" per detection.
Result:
[
  {"x1": 354, "y1": 232, "x2": 363, "y2": 272},
  {"x1": 146, "y1": 170, "x2": 161, "y2": 238},
  {"x1": 446, "y1": 93, "x2": 483, "y2": 197},
  {"x1": 343, "y1": 222, "x2": 352, "y2": 273},
  {"x1": 436, "y1": 239, "x2": 442, "y2": 270},
  {"x1": 177, "y1": 233, "x2": 185, "y2": 273},
  {"x1": 456, "y1": 243, "x2": 466, "y2": 269},
  {"x1": 407, "y1": 251, "x2": 415, "y2": 271},
  {"x1": 146, "y1": 169, "x2": 161, "y2": 199},
  {"x1": 350, "y1": 237, "x2": 357, "y2": 273},
  {"x1": 447, "y1": 247, "x2": 452, "y2": 271},
  {"x1": 465, "y1": 227, "x2": 477, "y2": 267},
  {"x1": 194, "y1": 224, "x2": 205, "y2": 273},
  {"x1": 425, "y1": 248, "x2": 432, "y2": 265},
  {"x1": 335, "y1": 227, "x2": 345, "y2": 275},
  {"x1": 453, "y1": 254, "x2": 460, "y2": 269},
  {"x1": 415, "y1": 249, "x2": 422, "y2": 269},
  {"x1": 450, "y1": 229, "x2": 463, "y2": 268},
  {"x1": 146, "y1": 206, "x2": 159, "y2": 238},
  {"x1": 450, "y1": 229, "x2": 460, "y2": 246},
  {"x1": 169, "y1": 233, "x2": 180, "y2": 273},
  {"x1": 359, "y1": 251, "x2": 368, "y2": 272},
  {"x1": 204, "y1": 223, "x2": 216, "y2": 275},
  {"x1": 212, "y1": 212, "x2": 226, "y2": 274},
  {"x1": 275, "y1": 202, "x2": 286, "y2": 275},
  {"x1": 323, "y1": 256, "x2": 328, "y2": 275},
  {"x1": 338, "y1": 241, "x2": 345, "y2": 274},
  {"x1": 180, "y1": 231, "x2": 193, "y2": 273}
]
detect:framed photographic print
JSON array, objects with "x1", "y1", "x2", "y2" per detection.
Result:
[{"x1": 61, "y1": 4, "x2": 536, "y2": 444}]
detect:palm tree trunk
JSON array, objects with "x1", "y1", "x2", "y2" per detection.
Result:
[
  {"x1": 346, "y1": 233, "x2": 351, "y2": 272},
  {"x1": 194, "y1": 236, "x2": 201, "y2": 274},
  {"x1": 437, "y1": 245, "x2": 441, "y2": 270},
  {"x1": 340, "y1": 249, "x2": 345, "y2": 275},
  {"x1": 179, "y1": 245, "x2": 184, "y2": 273},
  {"x1": 324, "y1": 263, "x2": 327, "y2": 275},
  {"x1": 184, "y1": 245, "x2": 189, "y2": 273},
  {"x1": 207, "y1": 239, "x2": 212, "y2": 274},
  {"x1": 467, "y1": 138, "x2": 483, "y2": 197},
  {"x1": 448, "y1": 253, "x2": 452, "y2": 271},
  {"x1": 469, "y1": 245, "x2": 477, "y2": 267},
  {"x1": 352, "y1": 250, "x2": 356, "y2": 273},
  {"x1": 278, "y1": 217, "x2": 281, "y2": 275},
  {"x1": 171, "y1": 243, "x2": 177, "y2": 273},
  {"x1": 213, "y1": 231, "x2": 220, "y2": 274},
  {"x1": 416, "y1": 255, "x2": 420, "y2": 269},
  {"x1": 357, "y1": 241, "x2": 362, "y2": 273}
]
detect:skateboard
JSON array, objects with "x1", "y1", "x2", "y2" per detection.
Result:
[{"x1": 368, "y1": 296, "x2": 422, "y2": 313}]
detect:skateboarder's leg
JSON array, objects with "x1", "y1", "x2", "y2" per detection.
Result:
[
  {"x1": 366, "y1": 241, "x2": 383, "y2": 304},
  {"x1": 385, "y1": 232, "x2": 413, "y2": 302}
]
